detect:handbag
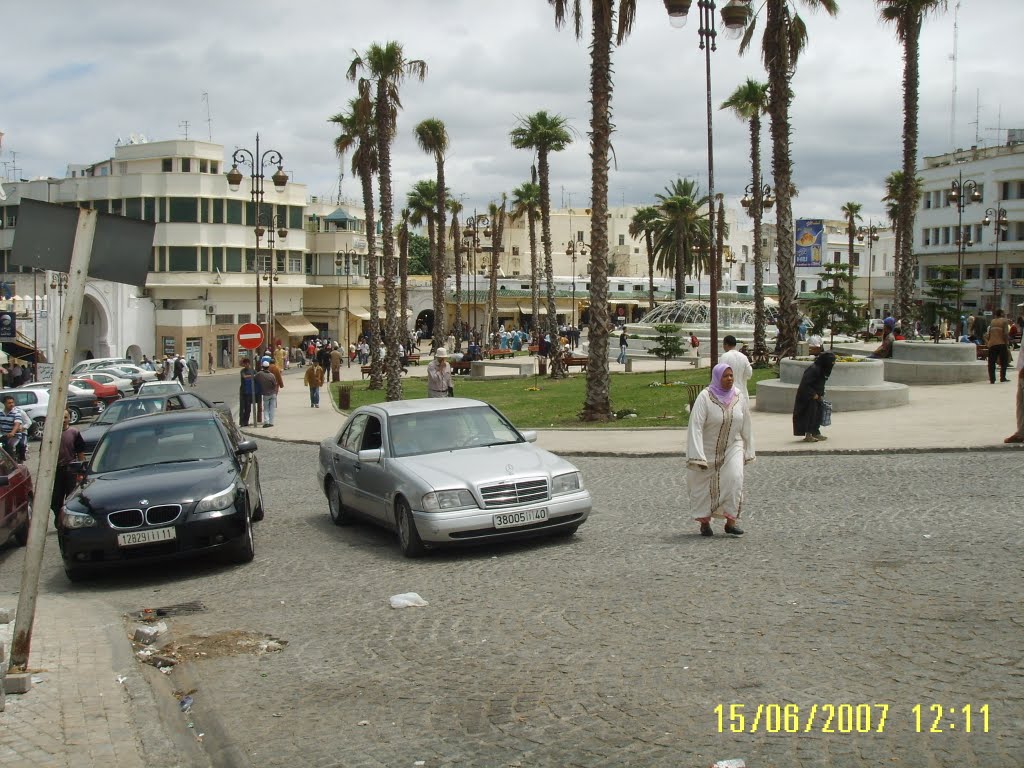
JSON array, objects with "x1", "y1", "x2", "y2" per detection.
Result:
[{"x1": 820, "y1": 399, "x2": 833, "y2": 427}]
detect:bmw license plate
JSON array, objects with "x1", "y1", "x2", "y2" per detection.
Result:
[
  {"x1": 493, "y1": 507, "x2": 549, "y2": 529},
  {"x1": 117, "y1": 527, "x2": 177, "y2": 547}
]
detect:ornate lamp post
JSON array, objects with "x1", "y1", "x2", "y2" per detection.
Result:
[
  {"x1": 856, "y1": 221, "x2": 880, "y2": 336},
  {"x1": 462, "y1": 213, "x2": 490, "y2": 338},
  {"x1": 947, "y1": 171, "x2": 981, "y2": 332},
  {"x1": 983, "y1": 203, "x2": 1009, "y2": 313},
  {"x1": 336, "y1": 248, "x2": 357, "y2": 367},
  {"x1": 226, "y1": 134, "x2": 287, "y2": 352},
  {"x1": 665, "y1": 0, "x2": 751, "y2": 366},
  {"x1": 566, "y1": 239, "x2": 589, "y2": 332}
]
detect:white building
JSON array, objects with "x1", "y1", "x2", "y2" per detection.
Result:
[{"x1": 914, "y1": 141, "x2": 1024, "y2": 317}]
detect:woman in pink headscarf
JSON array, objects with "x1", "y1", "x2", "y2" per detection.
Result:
[{"x1": 686, "y1": 362, "x2": 756, "y2": 536}]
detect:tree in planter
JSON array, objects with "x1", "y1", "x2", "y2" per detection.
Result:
[
  {"x1": 649, "y1": 324, "x2": 685, "y2": 385},
  {"x1": 806, "y1": 262, "x2": 862, "y2": 347},
  {"x1": 922, "y1": 265, "x2": 963, "y2": 342}
]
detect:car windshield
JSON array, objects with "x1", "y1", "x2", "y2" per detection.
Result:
[
  {"x1": 388, "y1": 405, "x2": 522, "y2": 457},
  {"x1": 93, "y1": 397, "x2": 166, "y2": 426},
  {"x1": 91, "y1": 417, "x2": 228, "y2": 473},
  {"x1": 140, "y1": 382, "x2": 184, "y2": 394}
]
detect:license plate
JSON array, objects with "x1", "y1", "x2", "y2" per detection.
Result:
[
  {"x1": 493, "y1": 507, "x2": 549, "y2": 529},
  {"x1": 117, "y1": 527, "x2": 177, "y2": 547}
]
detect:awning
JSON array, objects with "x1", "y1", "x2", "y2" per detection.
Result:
[
  {"x1": 520, "y1": 304, "x2": 548, "y2": 315},
  {"x1": 275, "y1": 314, "x2": 319, "y2": 336},
  {"x1": 612, "y1": 299, "x2": 641, "y2": 306},
  {"x1": 496, "y1": 303, "x2": 521, "y2": 313},
  {"x1": 324, "y1": 208, "x2": 355, "y2": 223},
  {"x1": 348, "y1": 306, "x2": 372, "y2": 320}
]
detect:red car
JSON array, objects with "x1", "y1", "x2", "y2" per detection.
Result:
[
  {"x1": 0, "y1": 448, "x2": 33, "y2": 548},
  {"x1": 73, "y1": 377, "x2": 122, "y2": 405}
]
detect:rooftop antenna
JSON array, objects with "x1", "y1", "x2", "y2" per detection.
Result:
[
  {"x1": 985, "y1": 105, "x2": 1004, "y2": 147},
  {"x1": 201, "y1": 92, "x2": 213, "y2": 141},
  {"x1": 969, "y1": 89, "x2": 981, "y2": 146},
  {"x1": 179, "y1": 120, "x2": 190, "y2": 140},
  {"x1": 336, "y1": 157, "x2": 344, "y2": 203},
  {"x1": 948, "y1": 0, "x2": 960, "y2": 149}
]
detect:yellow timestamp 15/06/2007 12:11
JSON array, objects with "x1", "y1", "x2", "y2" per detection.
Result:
[{"x1": 714, "y1": 703, "x2": 991, "y2": 734}]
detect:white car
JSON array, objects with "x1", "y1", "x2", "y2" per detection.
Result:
[
  {"x1": 99, "y1": 363, "x2": 158, "y2": 382},
  {"x1": 71, "y1": 358, "x2": 134, "y2": 376},
  {"x1": 138, "y1": 380, "x2": 185, "y2": 395},
  {"x1": 21, "y1": 381, "x2": 98, "y2": 400}
]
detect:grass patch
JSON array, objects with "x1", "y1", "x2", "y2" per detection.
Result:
[{"x1": 330, "y1": 368, "x2": 776, "y2": 429}]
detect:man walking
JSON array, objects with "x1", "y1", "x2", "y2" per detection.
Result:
[
  {"x1": 51, "y1": 409, "x2": 86, "y2": 520},
  {"x1": 719, "y1": 335, "x2": 754, "y2": 406},
  {"x1": 254, "y1": 360, "x2": 279, "y2": 428},
  {"x1": 304, "y1": 359, "x2": 325, "y2": 408},
  {"x1": 330, "y1": 344, "x2": 343, "y2": 383},
  {"x1": 239, "y1": 358, "x2": 257, "y2": 427},
  {"x1": 173, "y1": 355, "x2": 186, "y2": 386},
  {"x1": 426, "y1": 348, "x2": 452, "y2": 398},
  {"x1": 986, "y1": 308, "x2": 1011, "y2": 384}
]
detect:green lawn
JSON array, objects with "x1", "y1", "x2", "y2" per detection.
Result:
[{"x1": 330, "y1": 367, "x2": 776, "y2": 429}]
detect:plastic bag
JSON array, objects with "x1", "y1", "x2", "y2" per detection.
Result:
[
  {"x1": 820, "y1": 399, "x2": 832, "y2": 427},
  {"x1": 389, "y1": 592, "x2": 428, "y2": 609}
]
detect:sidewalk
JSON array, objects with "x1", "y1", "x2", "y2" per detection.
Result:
[{"x1": 240, "y1": 353, "x2": 1021, "y2": 455}]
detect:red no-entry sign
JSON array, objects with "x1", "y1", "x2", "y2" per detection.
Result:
[{"x1": 237, "y1": 323, "x2": 265, "y2": 350}]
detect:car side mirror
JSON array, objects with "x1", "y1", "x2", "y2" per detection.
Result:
[
  {"x1": 358, "y1": 448, "x2": 383, "y2": 464},
  {"x1": 519, "y1": 430, "x2": 538, "y2": 443},
  {"x1": 236, "y1": 440, "x2": 258, "y2": 455}
]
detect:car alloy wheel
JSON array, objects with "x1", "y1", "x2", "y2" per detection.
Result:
[
  {"x1": 68, "y1": 408, "x2": 81, "y2": 425},
  {"x1": 29, "y1": 418, "x2": 44, "y2": 441},
  {"x1": 230, "y1": 515, "x2": 255, "y2": 564},
  {"x1": 327, "y1": 480, "x2": 349, "y2": 527},
  {"x1": 395, "y1": 497, "x2": 425, "y2": 558}
]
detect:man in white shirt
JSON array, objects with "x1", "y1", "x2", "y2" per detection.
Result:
[{"x1": 719, "y1": 335, "x2": 753, "y2": 406}]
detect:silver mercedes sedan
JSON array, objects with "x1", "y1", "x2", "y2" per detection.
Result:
[{"x1": 316, "y1": 398, "x2": 591, "y2": 557}]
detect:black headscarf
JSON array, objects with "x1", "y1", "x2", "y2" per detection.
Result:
[{"x1": 814, "y1": 351, "x2": 837, "y2": 379}]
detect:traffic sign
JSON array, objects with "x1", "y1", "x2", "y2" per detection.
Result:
[{"x1": 237, "y1": 323, "x2": 264, "y2": 350}]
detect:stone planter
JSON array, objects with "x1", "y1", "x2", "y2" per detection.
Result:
[
  {"x1": 755, "y1": 357, "x2": 910, "y2": 412},
  {"x1": 882, "y1": 341, "x2": 988, "y2": 384}
]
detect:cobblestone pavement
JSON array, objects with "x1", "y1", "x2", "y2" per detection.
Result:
[{"x1": 1, "y1": 441, "x2": 1021, "y2": 767}]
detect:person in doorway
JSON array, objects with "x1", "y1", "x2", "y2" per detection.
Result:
[
  {"x1": 222, "y1": 348, "x2": 231, "y2": 370},
  {"x1": 254, "y1": 360, "x2": 279, "y2": 427},
  {"x1": 186, "y1": 356, "x2": 199, "y2": 387},
  {"x1": 51, "y1": 409, "x2": 86, "y2": 521},
  {"x1": 686, "y1": 363, "x2": 755, "y2": 537},
  {"x1": 617, "y1": 330, "x2": 628, "y2": 365},
  {"x1": 985, "y1": 308, "x2": 1011, "y2": 384},
  {"x1": 238, "y1": 358, "x2": 257, "y2": 427},
  {"x1": 304, "y1": 359, "x2": 325, "y2": 408},
  {"x1": 719, "y1": 335, "x2": 753, "y2": 406},
  {"x1": 792, "y1": 351, "x2": 836, "y2": 442},
  {"x1": 426, "y1": 347, "x2": 452, "y2": 398}
]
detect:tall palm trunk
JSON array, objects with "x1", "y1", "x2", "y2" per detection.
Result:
[
  {"x1": 451, "y1": 212, "x2": 463, "y2": 335},
  {"x1": 375, "y1": 79, "x2": 402, "y2": 400},
  {"x1": 426, "y1": 214, "x2": 438, "y2": 348},
  {"x1": 488, "y1": 196, "x2": 507, "y2": 338},
  {"x1": 646, "y1": 230, "x2": 655, "y2": 309},
  {"x1": 528, "y1": 207, "x2": 540, "y2": 324},
  {"x1": 433, "y1": 157, "x2": 447, "y2": 345},
  {"x1": 581, "y1": 5, "x2": 613, "y2": 419},
  {"x1": 399, "y1": 218, "x2": 409, "y2": 336},
  {"x1": 359, "y1": 159, "x2": 383, "y2": 390},
  {"x1": 766, "y1": 0, "x2": 799, "y2": 358},
  {"x1": 750, "y1": 112, "x2": 767, "y2": 360},
  {"x1": 538, "y1": 152, "x2": 562, "y2": 377},
  {"x1": 896, "y1": 16, "x2": 922, "y2": 320}
]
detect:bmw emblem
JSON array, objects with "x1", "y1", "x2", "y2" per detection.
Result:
[{"x1": 140, "y1": 499, "x2": 149, "y2": 506}]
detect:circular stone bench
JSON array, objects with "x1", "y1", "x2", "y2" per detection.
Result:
[
  {"x1": 755, "y1": 357, "x2": 910, "y2": 412},
  {"x1": 881, "y1": 341, "x2": 988, "y2": 384}
]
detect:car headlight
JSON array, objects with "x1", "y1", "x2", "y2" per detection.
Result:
[
  {"x1": 62, "y1": 508, "x2": 97, "y2": 529},
  {"x1": 422, "y1": 489, "x2": 476, "y2": 512},
  {"x1": 196, "y1": 484, "x2": 237, "y2": 514},
  {"x1": 551, "y1": 472, "x2": 582, "y2": 495}
]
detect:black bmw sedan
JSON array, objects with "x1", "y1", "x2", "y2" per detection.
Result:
[{"x1": 58, "y1": 409, "x2": 263, "y2": 582}]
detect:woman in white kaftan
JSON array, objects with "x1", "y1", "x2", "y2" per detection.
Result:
[{"x1": 686, "y1": 363, "x2": 755, "y2": 536}]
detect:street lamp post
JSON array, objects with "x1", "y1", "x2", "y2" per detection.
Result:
[
  {"x1": 856, "y1": 221, "x2": 880, "y2": 336},
  {"x1": 261, "y1": 215, "x2": 288, "y2": 350},
  {"x1": 983, "y1": 203, "x2": 1009, "y2": 313},
  {"x1": 947, "y1": 171, "x2": 981, "y2": 332},
  {"x1": 462, "y1": 213, "x2": 490, "y2": 340},
  {"x1": 665, "y1": 0, "x2": 752, "y2": 367},
  {"x1": 566, "y1": 239, "x2": 589, "y2": 338},
  {"x1": 227, "y1": 134, "x2": 287, "y2": 355},
  {"x1": 336, "y1": 248, "x2": 357, "y2": 367}
]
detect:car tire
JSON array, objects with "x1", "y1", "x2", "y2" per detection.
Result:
[
  {"x1": 327, "y1": 479, "x2": 350, "y2": 527},
  {"x1": 395, "y1": 497, "x2": 425, "y2": 558},
  {"x1": 95, "y1": 401, "x2": 105, "y2": 414},
  {"x1": 251, "y1": 484, "x2": 265, "y2": 522},
  {"x1": 229, "y1": 515, "x2": 255, "y2": 564},
  {"x1": 67, "y1": 408, "x2": 81, "y2": 425},
  {"x1": 13, "y1": 502, "x2": 31, "y2": 546},
  {"x1": 29, "y1": 418, "x2": 44, "y2": 441}
]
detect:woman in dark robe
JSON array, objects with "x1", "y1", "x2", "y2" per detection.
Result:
[{"x1": 792, "y1": 352, "x2": 836, "y2": 442}]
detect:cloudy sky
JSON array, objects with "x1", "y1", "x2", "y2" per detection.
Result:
[{"x1": 2, "y1": 0, "x2": 1021, "y2": 225}]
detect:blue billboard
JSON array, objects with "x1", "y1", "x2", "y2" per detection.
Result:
[{"x1": 794, "y1": 219, "x2": 824, "y2": 267}]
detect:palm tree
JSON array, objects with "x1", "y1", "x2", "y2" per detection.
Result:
[
  {"x1": 348, "y1": 41, "x2": 427, "y2": 401},
  {"x1": 740, "y1": 0, "x2": 839, "y2": 357},
  {"x1": 329, "y1": 95, "x2": 383, "y2": 390},
  {"x1": 414, "y1": 118, "x2": 450, "y2": 347},
  {"x1": 550, "y1": 1, "x2": 639, "y2": 419},
  {"x1": 447, "y1": 197, "x2": 464, "y2": 336},
  {"x1": 721, "y1": 78, "x2": 770, "y2": 360},
  {"x1": 510, "y1": 110, "x2": 573, "y2": 378},
  {"x1": 486, "y1": 195, "x2": 508, "y2": 338},
  {"x1": 629, "y1": 206, "x2": 659, "y2": 309},
  {"x1": 840, "y1": 201, "x2": 863, "y2": 272},
  {"x1": 511, "y1": 179, "x2": 542, "y2": 328},
  {"x1": 654, "y1": 178, "x2": 711, "y2": 301},
  {"x1": 406, "y1": 179, "x2": 437, "y2": 333},
  {"x1": 397, "y1": 208, "x2": 411, "y2": 332},
  {"x1": 878, "y1": 0, "x2": 948, "y2": 320},
  {"x1": 882, "y1": 169, "x2": 924, "y2": 301}
]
